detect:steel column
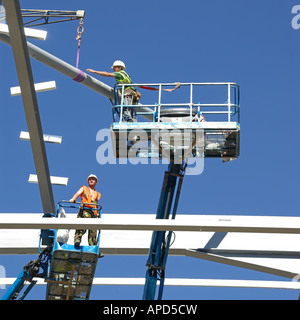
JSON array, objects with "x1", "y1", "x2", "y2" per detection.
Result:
[{"x1": 3, "y1": 0, "x2": 55, "y2": 215}]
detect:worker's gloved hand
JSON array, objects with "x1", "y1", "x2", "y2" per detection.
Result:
[{"x1": 69, "y1": 198, "x2": 75, "y2": 203}]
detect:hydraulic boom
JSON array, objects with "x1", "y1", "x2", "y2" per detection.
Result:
[{"x1": 143, "y1": 162, "x2": 186, "y2": 300}]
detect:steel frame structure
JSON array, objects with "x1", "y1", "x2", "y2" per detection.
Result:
[
  {"x1": 1, "y1": 0, "x2": 299, "y2": 300},
  {"x1": 2, "y1": 214, "x2": 300, "y2": 288},
  {"x1": 3, "y1": 0, "x2": 55, "y2": 218}
]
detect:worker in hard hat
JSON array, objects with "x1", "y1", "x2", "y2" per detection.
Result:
[
  {"x1": 86, "y1": 60, "x2": 140, "y2": 122},
  {"x1": 70, "y1": 174, "x2": 101, "y2": 247}
]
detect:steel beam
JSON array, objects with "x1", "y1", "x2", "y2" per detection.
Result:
[
  {"x1": 2, "y1": 219, "x2": 300, "y2": 278},
  {"x1": 0, "y1": 33, "x2": 154, "y2": 119},
  {"x1": 20, "y1": 131, "x2": 62, "y2": 144},
  {"x1": 10, "y1": 80, "x2": 56, "y2": 96},
  {"x1": 1, "y1": 277, "x2": 300, "y2": 290},
  {"x1": 1, "y1": 214, "x2": 300, "y2": 234},
  {"x1": 3, "y1": 0, "x2": 55, "y2": 214},
  {"x1": 0, "y1": 23, "x2": 47, "y2": 40},
  {"x1": 28, "y1": 174, "x2": 68, "y2": 186},
  {"x1": 0, "y1": 32, "x2": 114, "y2": 99},
  {"x1": 2, "y1": 214, "x2": 300, "y2": 279}
]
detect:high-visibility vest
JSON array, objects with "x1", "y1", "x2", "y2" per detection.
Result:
[
  {"x1": 115, "y1": 70, "x2": 135, "y2": 91},
  {"x1": 81, "y1": 185, "x2": 101, "y2": 217},
  {"x1": 115, "y1": 70, "x2": 132, "y2": 84}
]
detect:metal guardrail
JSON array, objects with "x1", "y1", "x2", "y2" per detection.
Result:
[
  {"x1": 57, "y1": 200, "x2": 102, "y2": 216},
  {"x1": 113, "y1": 82, "x2": 240, "y2": 123}
]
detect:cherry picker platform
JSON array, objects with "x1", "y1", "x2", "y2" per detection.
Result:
[
  {"x1": 45, "y1": 201, "x2": 102, "y2": 300},
  {"x1": 46, "y1": 242, "x2": 99, "y2": 300},
  {"x1": 2, "y1": 201, "x2": 102, "y2": 300},
  {"x1": 110, "y1": 82, "x2": 240, "y2": 162}
]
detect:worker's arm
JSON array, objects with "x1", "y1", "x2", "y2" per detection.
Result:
[
  {"x1": 69, "y1": 187, "x2": 84, "y2": 203},
  {"x1": 86, "y1": 69, "x2": 115, "y2": 78}
]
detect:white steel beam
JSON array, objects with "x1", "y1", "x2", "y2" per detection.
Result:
[
  {"x1": 1, "y1": 277, "x2": 300, "y2": 290},
  {"x1": 11, "y1": 80, "x2": 56, "y2": 96},
  {"x1": 0, "y1": 23, "x2": 47, "y2": 40},
  {"x1": 20, "y1": 131, "x2": 62, "y2": 144},
  {"x1": 28, "y1": 174, "x2": 68, "y2": 186},
  {"x1": 1, "y1": 213, "x2": 300, "y2": 234},
  {"x1": 2, "y1": 214, "x2": 300, "y2": 279},
  {"x1": 184, "y1": 249, "x2": 300, "y2": 280}
]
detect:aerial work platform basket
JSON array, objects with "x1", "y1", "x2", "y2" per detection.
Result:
[
  {"x1": 45, "y1": 201, "x2": 102, "y2": 300},
  {"x1": 110, "y1": 82, "x2": 240, "y2": 162}
]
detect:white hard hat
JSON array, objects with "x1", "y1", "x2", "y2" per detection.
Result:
[
  {"x1": 111, "y1": 60, "x2": 126, "y2": 70},
  {"x1": 87, "y1": 174, "x2": 98, "y2": 182}
]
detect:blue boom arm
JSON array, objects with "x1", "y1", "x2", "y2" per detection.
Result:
[{"x1": 143, "y1": 162, "x2": 186, "y2": 300}]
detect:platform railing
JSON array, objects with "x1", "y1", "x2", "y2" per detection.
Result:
[{"x1": 113, "y1": 82, "x2": 240, "y2": 124}]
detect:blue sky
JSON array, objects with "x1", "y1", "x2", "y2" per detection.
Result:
[{"x1": 1, "y1": 0, "x2": 300, "y2": 300}]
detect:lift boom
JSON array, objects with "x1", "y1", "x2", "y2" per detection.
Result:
[
  {"x1": 143, "y1": 162, "x2": 186, "y2": 300},
  {"x1": 1, "y1": 247, "x2": 51, "y2": 300}
]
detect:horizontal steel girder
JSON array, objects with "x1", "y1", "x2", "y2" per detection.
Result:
[
  {"x1": 1, "y1": 277, "x2": 300, "y2": 290},
  {"x1": 1, "y1": 214, "x2": 300, "y2": 234},
  {"x1": 2, "y1": 214, "x2": 300, "y2": 279}
]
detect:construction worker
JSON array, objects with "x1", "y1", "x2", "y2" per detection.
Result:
[
  {"x1": 86, "y1": 60, "x2": 139, "y2": 122},
  {"x1": 70, "y1": 174, "x2": 101, "y2": 247}
]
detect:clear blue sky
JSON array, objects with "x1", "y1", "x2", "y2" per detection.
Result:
[{"x1": 1, "y1": 0, "x2": 300, "y2": 300}]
